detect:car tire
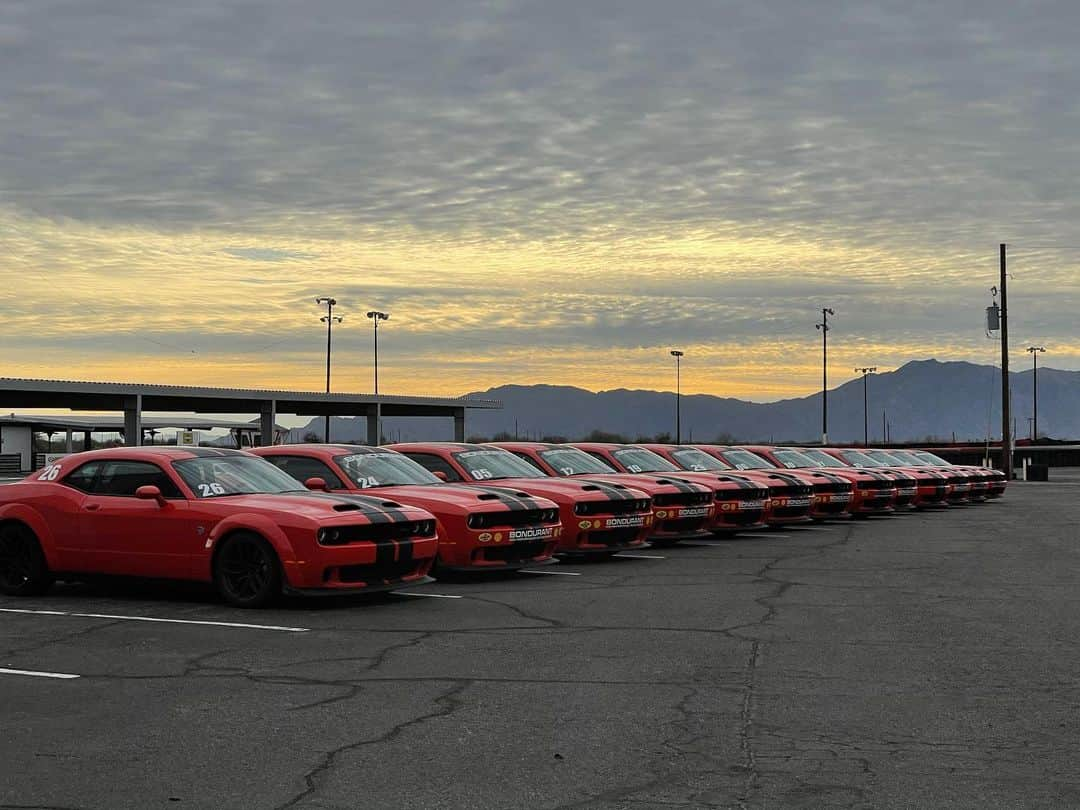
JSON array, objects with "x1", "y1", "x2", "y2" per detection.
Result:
[
  {"x1": 214, "y1": 532, "x2": 282, "y2": 608},
  {"x1": 0, "y1": 522, "x2": 54, "y2": 597}
]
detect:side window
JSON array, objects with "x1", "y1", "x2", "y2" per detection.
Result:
[
  {"x1": 403, "y1": 453, "x2": 462, "y2": 482},
  {"x1": 94, "y1": 461, "x2": 183, "y2": 498},
  {"x1": 263, "y1": 456, "x2": 345, "y2": 489},
  {"x1": 511, "y1": 452, "x2": 545, "y2": 473},
  {"x1": 61, "y1": 462, "x2": 102, "y2": 493}
]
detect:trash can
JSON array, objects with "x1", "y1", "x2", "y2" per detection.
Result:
[{"x1": 1027, "y1": 464, "x2": 1049, "y2": 481}]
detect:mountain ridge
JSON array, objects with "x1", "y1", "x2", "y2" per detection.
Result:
[{"x1": 292, "y1": 359, "x2": 1079, "y2": 444}]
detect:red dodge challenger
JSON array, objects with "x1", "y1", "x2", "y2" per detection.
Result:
[
  {"x1": 388, "y1": 443, "x2": 654, "y2": 556},
  {"x1": 251, "y1": 443, "x2": 570, "y2": 570},
  {"x1": 0, "y1": 447, "x2": 439, "y2": 607}
]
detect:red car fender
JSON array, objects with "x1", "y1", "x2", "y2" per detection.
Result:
[
  {"x1": 203, "y1": 513, "x2": 301, "y2": 580},
  {"x1": 0, "y1": 502, "x2": 59, "y2": 568}
]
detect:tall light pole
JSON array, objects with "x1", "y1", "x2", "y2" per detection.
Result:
[
  {"x1": 855, "y1": 367, "x2": 877, "y2": 446},
  {"x1": 316, "y1": 296, "x2": 342, "y2": 442},
  {"x1": 670, "y1": 350, "x2": 684, "y2": 444},
  {"x1": 815, "y1": 308, "x2": 835, "y2": 444},
  {"x1": 366, "y1": 311, "x2": 390, "y2": 394},
  {"x1": 998, "y1": 244, "x2": 1013, "y2": 479},
  {"x1": 1027, "y1": 345, "x2": 1045, "y2": 442}
]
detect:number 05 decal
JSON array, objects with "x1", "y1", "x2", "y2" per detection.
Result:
[{"x1": 471, "y1": 469, "x2": 493, "y2": 480}]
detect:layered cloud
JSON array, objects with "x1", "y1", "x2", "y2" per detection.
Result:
[{"x1": 1, "y1": 0, "x2": 1078, "y2": 399}]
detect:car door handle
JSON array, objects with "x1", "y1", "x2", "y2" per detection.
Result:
[{"x1": 84, "y1": 503, "x2": 101, "y2": 512}]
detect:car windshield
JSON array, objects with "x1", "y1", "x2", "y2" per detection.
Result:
[
  {"x1": 670, "y1": 448, "x2": 729, "y2": 471},
  {"x1": 837, "y1": 449, "x2": 885, "y2": 467},
  {"x1": 770, "y1": 449, "x2": 820, "y2": 469},
  {"x1": 888, "y1": 449, "x2": 927, "y2": 465},
  {"x1": 798, "y1": 449, "x2": 848, "y2": 468},
  {"x1": 538, "y1": 447, "x2": 616, "y2": 475},
  {"x1": 718, "y1": 449, "x2": 774, "y2": 470},
  {"x1": 864, "y1": 450, "x2": 909, "y2": 466},
  {"x1": 173, "y1": 455, "x2": 305, "y2": 498},
  {"x1": 611, "y1": 448, "x2": 679, "y2": 473},
  {"x1": 914, "y1": 451, "x2": 951, "y2": 466},
  {"x1": 453, "y1": 448, "x2": 547, "y2": 480},
  {"x1": 335, "y1": 452, "x2": 440, "y2": 487}
]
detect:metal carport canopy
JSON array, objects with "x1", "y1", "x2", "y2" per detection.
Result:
[{"x1": 0, "y1": 378, "x2": 501, "y2": 445}]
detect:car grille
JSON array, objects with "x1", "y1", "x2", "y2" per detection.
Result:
[
  {"x1": 773, "y1": 485, "x2": 813, "y2": 498},
  {"x1": 319, "y1": 521, "x2": 436, "y2": 546},
  {"x1": 659, "y1": 516, "x2": 707, "y2": 533},
  {"x1": 583, "y1": 527, "x2": 643, "y2": 547},
  {"x1": 468, "y1": 509, "x2": 553, "y2": 529},
  {"x1": 654, "y1": 492, "x2": 712, "y2": 507},
  {"x1": 576, "y1": 499, "x2": 647, "y2": 516},
  {"x1": 865, "y1": 480, "x2": 894, "y2": 491},
  {"x1": 814, "y1": 482, "x2": 852, "y2": 494},
  {"x1": 476, "y1": 540, "x2": 550, "y2": 563},
  {"x1": 715, "y1": 488, "x2": 770, "y2": 502},
  {"x1": 814, "y1": 501, "x2": 850, "y2": 514},
  {"x1": 335, "y1": 559, "x2": 425, "y2": 583},
  {"x1": 720, "y1": 510, "x2": 766, "y2": 526},
  {"x1": 771, "y1": 505, "x2": 810, "y2": 518}
]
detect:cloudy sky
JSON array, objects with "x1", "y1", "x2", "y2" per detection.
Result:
[{"x1": 2, "y1": 0, "x2": 1078, "y2": 401}]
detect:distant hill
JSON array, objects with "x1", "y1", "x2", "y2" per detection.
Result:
[{"x1": 291, "y1": 359, "x2": 1080, "y2": 444}]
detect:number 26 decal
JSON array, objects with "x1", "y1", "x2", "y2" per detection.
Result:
[
  {"x1": 198, "y1": 483, "x2": 227, "y2": 496},
  {"x1": 38, "y1": 464, "x2": 62, "y2": 481}
]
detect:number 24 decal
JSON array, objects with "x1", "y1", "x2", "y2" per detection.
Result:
[
  {"x1": 39, "y1": 464, "x2": 62, "y2": 481},
  {"x1": 198, "y1": 483, "x2": 227, "y2": 496}
]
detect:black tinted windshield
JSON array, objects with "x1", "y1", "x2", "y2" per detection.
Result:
[
  {"x1": 453, "y1": 449, "x2": 547, "y2": 480},
  {"x1": 798, "y1": 449, "x2": 847, "y2": 468},
  {"x1": 538, "y1": 447, "x2": 616, "y2": 475},
  {"x1": 914, "y1": 451, "x2": 951, "y2": 466},
  {"x1": 771, "y1": 449, "x2": 820, "y2": 469},
  {"x1": 718, "y1": 449, "x2": 774, "y2": 470},
  {"x1": 863, "y1": 450, "x2": 908, "y2": 466},
  {"x1": 837, "y1": 449, "x2": 884, "y2": 467},
  {"x1": 670, "y1": 448, "x2": 729, "y2": 471},
  {"x1": 611, "y1": 448, "x2": 679, "y2": 473},
  {"x1": 173, "y1": 456, "x2": 304, "y2": 498},
  {"x1": 335, "y1": 452, "x2": 440, "y2": 487}
]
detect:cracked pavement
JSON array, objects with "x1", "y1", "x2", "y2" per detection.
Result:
[{"x1": 1, "y1": 480, "x2": 1078, "y2": 809}]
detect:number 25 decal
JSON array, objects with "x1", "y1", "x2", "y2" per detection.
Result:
[
  {"x1": 198, "y1": 483, "x2": 227, "y2": 496},
  {"x1": 39, "y1": 464, "x2": 62, "y2": 481}
]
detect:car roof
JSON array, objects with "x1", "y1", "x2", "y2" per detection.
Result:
[
  {"x1": 256, "y1": 443, "x2": 397, "y2": 456},
  {"x1": 49, "y1": 446, "x2": 251, "y2": 465}
]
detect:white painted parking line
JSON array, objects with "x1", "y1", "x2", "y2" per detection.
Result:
[
  {"x1": 397, "y1": 592, "x2": 464, "y2": 599},
  {"x1": 0, "y1": 607, "x2": 308, "y2": 633},
  {"x1": 520, "y1": 569, "x2": 582, "y2": 576},
  {"x1": 0, "y1": 667, "x2": 80, "y2": 680},
  {"x1": 615, "y1": 553, "x2": 667, "y2": 559}
]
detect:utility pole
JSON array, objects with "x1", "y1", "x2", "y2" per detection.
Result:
[
  {"x1": 815, "y1": 308, "x2": 835, "y2": 444},
  {"x1": 366, "y1": 311, "x2": 390, "y2": 394},
  {"x1": 316, "y1": 296, "x2": 342, "y2": 442},
  {"x1": 1027, "y1": 345, "x2": 1045, "y2": 442},
  {"x1": 882, "y1": 408, "x2": 887, "y2": 447},
  {"x1": 670, "y1": 350, "x2": 684, "y2": 444},
  {"x1": 999, "y1": 244, "x2": 1012, "y2": 479},
  {"x1": 855, "y1": 367, "x2": 876, "y2": 446}
]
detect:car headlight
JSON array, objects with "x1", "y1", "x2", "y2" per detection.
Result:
[
  {"x1": 467, "y1": 513, "x2": 488, "y2": 529},
  {"x1": 317, "y1": 528, "x2": 341, "y2": 545}
]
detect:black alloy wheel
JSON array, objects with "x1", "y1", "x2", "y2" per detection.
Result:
[
  {"x1": 0, "y1": 523, "x2": 54, "y2": 596},
  {"x1": 214, "y1": 533, "x2": 281, "y2": 608}
]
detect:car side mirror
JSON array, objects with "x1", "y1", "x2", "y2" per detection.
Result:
[
  {"x1": 432, "y1": 470, "x2": 448, "y2": 482},
  {"x1": 305, "y1": 476, "x2": 328, "y2": 491},
  {"x1": 135, "y1": 485, "x2": 167, "y2": 507}
]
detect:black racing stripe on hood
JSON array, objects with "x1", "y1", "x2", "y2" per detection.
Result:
[
  {"x1": 285, "y1": 490, "x2": 398, "y2": 522},
  {"x1": 464, "y1": 484, "x2": 541, "y2": 512},
  {"x1": 652, "y1": 475, "x2": 697, "y2": 493},
  {"x1": 575, "y1": 478, "x2": 633, "y2": 501}
]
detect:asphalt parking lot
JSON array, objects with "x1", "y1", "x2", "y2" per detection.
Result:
[{"x1": 2, "y1": 479, "x2": 1079, "y2": 810}]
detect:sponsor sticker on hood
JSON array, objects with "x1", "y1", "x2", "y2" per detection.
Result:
[{"x1": 509, "y1": 526, "x2": 555, "y2": 542}]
